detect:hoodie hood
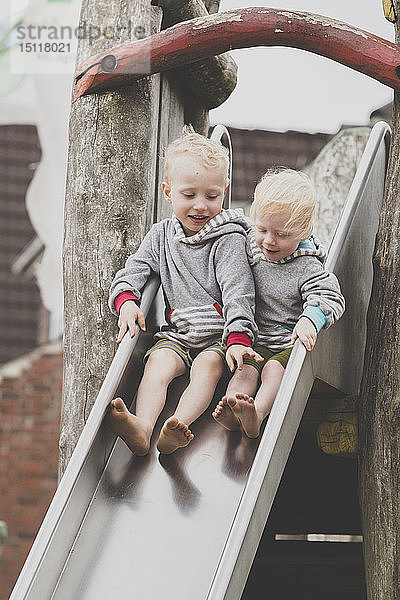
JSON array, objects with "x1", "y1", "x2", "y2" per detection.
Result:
[
  {"x1": 282, "y1": 234, "x2": 326, "y2": 264},
  {"x1": 249, "y1": 231, "x2": 326, "y2": 265},
  {"x1": 173, "y1": 208, "x2": 250, "y2": 245}
]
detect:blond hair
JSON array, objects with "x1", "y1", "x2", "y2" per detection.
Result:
[
  {"x1": 250, "y1": 168, "x2": 316, "y2": 239},
  {"x1": 163, "y1": 125, "x2": 229, "y2": 185}
]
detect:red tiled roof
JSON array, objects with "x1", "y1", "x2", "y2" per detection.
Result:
[{"x1": 228, "y1": 127, "x2": 332, "y2": 209}]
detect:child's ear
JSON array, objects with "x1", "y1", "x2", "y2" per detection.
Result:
[{"x1": 161, "y1": 182, "x2": 172, "y2": 203}]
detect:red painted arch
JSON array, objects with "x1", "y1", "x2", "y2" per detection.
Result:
[{"x1": 73, "y1": 7, "x2": 400, "y2": 100}]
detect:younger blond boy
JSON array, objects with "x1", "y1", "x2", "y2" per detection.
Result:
[
  {"x1": 108, "y1": 128, "x2": 261, "y2": 455},
  {"x1": 213, "y1": 168, "x2": 345, "y2": 437}
]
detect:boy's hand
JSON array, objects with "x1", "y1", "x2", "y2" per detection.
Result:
[
  {"x1": 117, "y1": 300, "x2": 146, "y2": 343},
  {"x1": 291, "y1": 316, "x2": 317, "y2": 351},
  {"x1": 226, "y1": 345, "x2": 264, "y2": 372}
]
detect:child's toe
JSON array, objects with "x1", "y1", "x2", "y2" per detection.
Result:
[{"x1": 166, "y1": 417, "x2": 178, "y2": 429}]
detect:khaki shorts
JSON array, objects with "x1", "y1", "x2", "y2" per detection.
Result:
[
  {"x1": 243, "y1": 345, "x2": 293, "y2": 374},
  {"x1": 144, "y1": 338, "x2": 226, "y2": 369}
]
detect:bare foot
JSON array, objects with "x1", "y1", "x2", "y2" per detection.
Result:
[
  {"x1": 212, "y1": 396, "x2": 240, "y2": 431},
  {"x1": 108, "y1": 398, "x2": 152, "y2": 456},
  {"x1": 156, "y1": 417, "x2": 194, "y2": 454},
  {"x1": 230, "y1": 393, "x2": 262, "y2": 438}
]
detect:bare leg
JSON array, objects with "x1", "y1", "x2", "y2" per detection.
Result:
[
  {"x1": 108, "y1": 349, "x2": 186, "y2": 455},
  {"x1": 233, "y1": 359, "x2": 285, "y2": 438},
  {"x1": 157, "y1": 350, "x2": 224, "y2": 454},
  {"x1": 213, "y1": 364, "x2": 259, "y2": 431}
]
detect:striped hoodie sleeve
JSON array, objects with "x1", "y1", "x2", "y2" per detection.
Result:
[
  {"x1": 299, "y1": 260, "x2": 345, "y2": 329},
  {"x1": 108, "y1": 225, "x2": 160, "y2": 315}
]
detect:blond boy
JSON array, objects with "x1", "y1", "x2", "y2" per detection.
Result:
[
  {"x1": 213, "y1": 168, "x2": 345, "y2": 438},
  {"x1": 108, "y1": 128, "x2": 261, "y2": 455}
]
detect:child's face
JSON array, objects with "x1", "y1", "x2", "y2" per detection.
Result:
[
  {"x1": 254, "y1": 209, "x2": 303, "y2": 261},
  {"x1": 162, "y1": 154, "x2": 227, "y2": 236}
]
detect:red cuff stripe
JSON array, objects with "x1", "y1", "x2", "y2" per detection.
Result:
[
  {"x1": 115, "y1": 292, "x2": 140, "y2": 315},
  {"x1": 213, "y1": 302, "x2": 223, "y2": 317},
  {"x1": 227, "y1": 333, "x2": 252, "y2": 348}
]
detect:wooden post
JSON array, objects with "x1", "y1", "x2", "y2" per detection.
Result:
[
  {"x1": 358, "y1": 6, "x2": 400, "y2": 598},
  {"x1": 159, "y1": 0, "x2": 238, "y2": 109}
]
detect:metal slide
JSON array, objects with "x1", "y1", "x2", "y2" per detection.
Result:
[{"x1": 10, "y1": 122, "x2": 389, "y2": 600}]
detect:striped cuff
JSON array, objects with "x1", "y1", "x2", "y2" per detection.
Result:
[
  {"x1": 226, "y1": 333, "x2": 252, "y2": 348},
  {"x1": 115, "y1": 292, "x2": 140, "y2": 315},
  {"x1": 300, "y1": 306, "x2": 327, "y2": 333}
]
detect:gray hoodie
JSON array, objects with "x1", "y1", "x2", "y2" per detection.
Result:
[
  {"x1": 247, "y1": 231, "x2": 345, "y2": 351},
  {"x1": 109, "y1": 209, "x2": 257, "y2": 348}
]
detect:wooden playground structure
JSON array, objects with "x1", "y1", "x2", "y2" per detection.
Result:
[{"x1": 11, "y1": 3, "x2": 400, "y2": 599}]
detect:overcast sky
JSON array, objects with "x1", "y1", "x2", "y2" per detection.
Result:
[{"x1": 210, "y1": 0, "x2": 394, "y2": 133}]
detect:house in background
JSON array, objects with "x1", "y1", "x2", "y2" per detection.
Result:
[
  {"x1": 229, "y1": 127, "x2": 331, "y2": 210},
  {"x1": 0, "y1": 124, "x2": 63, "y2": 598},
  {"x1": 0, "y1": 125, "x2": 44, "y2": 364},
  {"x1": 0, "y1": 107, "x2": 391, "y2": 598}
]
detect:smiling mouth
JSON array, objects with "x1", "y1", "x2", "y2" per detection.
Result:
[
  {"x1": 189, "y1": 215, "x2": 208, "y2": 222},
  {"x1": 264, "y1": 248, "x2": 279, "y2": 253}
]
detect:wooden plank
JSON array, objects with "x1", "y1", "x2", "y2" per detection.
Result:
[{"x1": 153, "y1": 74, "x2": 185, "y2": 223}]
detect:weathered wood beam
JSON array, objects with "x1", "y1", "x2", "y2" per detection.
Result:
[
  {"x1": 203, "y1": 0, "x2": 219, "y2": 14},
  {"x1": 358, "y1": 103, "x2": 400, "y2": 598},
  {"x1": 73, "y1": 7, "x2": 400, "y2": 101},
  {"x1": 154, "y1": 0, "x2": 237, "y2": 109},
  {"x1": 358, "y1": 5, "x2": 400, "y2": 599}
]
